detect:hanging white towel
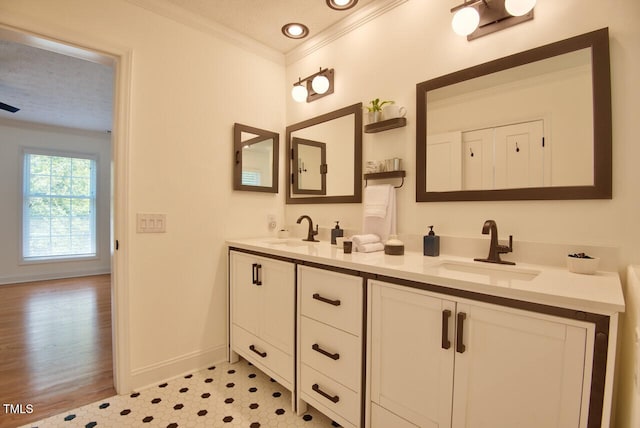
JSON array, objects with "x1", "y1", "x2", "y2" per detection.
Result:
[
  {"x1": 363, "y1": 184, "x2": 390, "y2": 218},
  {"x1": 362, "y1": 184, "x2": 396, "y2": 242}
]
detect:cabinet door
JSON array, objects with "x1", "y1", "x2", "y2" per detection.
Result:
[
  {"x1": 370, "y1": 281, "x2": 455, "y2": 428},
  {"x1": 230, "y1": 251, "x2": 261, "y2": 335},
  {"x1": 452, "y1": 301, "x2": 589, "y2": 428},
  {"x1": 260, "y1": 257, "x2": 295, "y2": 354}
]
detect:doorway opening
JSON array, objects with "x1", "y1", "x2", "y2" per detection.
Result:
[{"x1": 0, "y1": 26, "x2": 126, "y2": 426}]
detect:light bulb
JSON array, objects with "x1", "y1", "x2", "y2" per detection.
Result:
[
  {"x1": 451, "y1": 6, "x2": 480, "y2": 36},
  {"x1": 311, "y1": 74, "x2": 330, "y2": 94},
  {"x1": 291, "y1": 84, "x2": 308, "y2": 103},
  {"x1": 505, "y1": 0, "x2": 536, "y2": 16},
  {"x1": 286, "y1": 24, "x2": 304, "y2": 37}
]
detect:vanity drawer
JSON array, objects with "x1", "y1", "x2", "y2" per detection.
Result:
[
  {"x1": 299, "y1": 265, "x2": 363, "y2": 336},
  {"x1": 300, "y1": 364, "x2": 360, "y2": 427},
  {"x1": 300, "y1": 316, "x2": 362, "y2": 392},
  {"x1": 232, "y1": 324, "x2": 293, "y2": 387}
]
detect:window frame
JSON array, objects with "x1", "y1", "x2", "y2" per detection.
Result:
[{"x1": 20, "y1": 148, "x2": 100, "y2": 264}]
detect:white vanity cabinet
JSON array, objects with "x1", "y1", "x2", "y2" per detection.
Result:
[
  {"x1": 297, "y1": 265, "x2": 364, "y2": 428},
  {"x1": 368, "y1": 280, "x2": 593, "y2": 428},
  {"x1": 229, "y1": 251, "x2": 295, "y2": 391}
]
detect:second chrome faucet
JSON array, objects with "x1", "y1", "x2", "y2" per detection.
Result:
[{"x1": 474, "y1": 220, "x2": 515, "y2": 265}]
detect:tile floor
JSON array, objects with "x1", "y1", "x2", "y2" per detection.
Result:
[{"x1": 20, "y1": 358, "x2": 340, "y2": 428}]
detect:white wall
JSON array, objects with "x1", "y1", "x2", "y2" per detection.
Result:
[
  {"x1": 0, "y1": 0, "x2": 286, "y2": 391},
  {"x1": 284, "y1": 1, "x2": 640, "y2": 426},
  {"x1": 0, "y1": 120, "x2": 112, "y2": 284}
]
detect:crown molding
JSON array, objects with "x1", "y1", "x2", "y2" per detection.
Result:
[
  {"x1": 125, "y1": 0, "x2": 285, "y2": 65},
  {"x1": 285, "y1": 0, "x2": 408, "y2": 65}
]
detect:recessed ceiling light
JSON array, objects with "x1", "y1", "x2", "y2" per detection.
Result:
[
  {"x1": 326, "y1": 0, "x2": 358, "y2": 10},
  {"x1": 281, "y1": 23, "x2": 309, "y2": 39}
]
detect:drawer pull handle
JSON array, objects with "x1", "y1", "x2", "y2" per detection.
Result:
[
  {"x1": 312, "y1": 383, "x2": 340, "y2": 403},
  {"x1": 249, "y1": 345, "x2": 267, "y2": 358},
  {"x1": 456, "y1": 312, "x2": 467, "y2": 354},
  {"x1": 251, "y1": 263, "x2": 262, "y2": 286},
  {"x1": 312, "y1": 343, "x2": 340, "y2": 360},
  {"x1": 312, "y1": 293, "x2": 341, "y2": 306},
  {"x1": 442, "y1": 309, "x2": 451, "y2": 350}
]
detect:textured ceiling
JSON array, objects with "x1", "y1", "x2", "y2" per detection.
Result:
[
  {"x1": 157, "y1": 0, "x2": 377, "y2": 53},
  {"x1": 0, "y1": 39, "x2": 114, "y2": 133},
  {"x1": 0, "y1": 0, "x2": 394, "y2": 132}
]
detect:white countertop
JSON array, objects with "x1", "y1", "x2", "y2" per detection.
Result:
[{"x1": 227, "y1": 237, "x2": 625, "y2": 316}]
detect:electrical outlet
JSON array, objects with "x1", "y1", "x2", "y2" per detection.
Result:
[
  {"x1": 137, "y1": 213, "x2": 166, "y2": 233},
  {"x1": 267, "y1": 214, "x2": 277, "y2": 231}
]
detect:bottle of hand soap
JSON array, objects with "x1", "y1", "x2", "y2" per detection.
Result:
[
  {"x1": 423, "y1": 225, "x2": 440, "y2": 256},
  {"x1": 331, "y1": 221, "x2": 344, "y2": 245}
]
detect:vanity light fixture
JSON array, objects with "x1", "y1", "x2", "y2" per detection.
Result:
[
  {"x1": 281, "y1": 23, "x2": 309, "y2": 39},
  {"x1": 450, "y1": 0, "x2": 535, "y2": 40},
  {"x1": 326, "y1": 0, "x2": 358, "y2": 11},
  {"x1": 291, "y1": 67, "x2": 335, "y2": 103}
]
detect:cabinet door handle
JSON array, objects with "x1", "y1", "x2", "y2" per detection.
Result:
[
  {"x1": 456, "y1": 312, "x2": 467, "y2": 353},
  {"x1": 312, "y1": 293, "x2": 341, "y2": 306},
  {"x1": 249, "y1": 344, "x2": 267, "y2": 358},
  {"x1": 312, "y1": 343, "x2": 340, "y2": 360},
  {"x1": 442, "y1": 309, "x2": 451, "y2": 350},
  {"x1": 251, "y1": 263, "x2": 262, "y2": 286},
  {"x1": 312, "y1": 383, "x2": 340, "y2": 403}
]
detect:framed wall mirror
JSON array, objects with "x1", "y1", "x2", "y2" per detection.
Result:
[
  {"x1": 416, "y1": 28, "x2": 611, "y2": 202},
  {"x1": 233, "y1": 123, "x2": 279, "y2": 193},
  {"x1": 286, "y1": 103, "x2": 363, "y2": 204}
]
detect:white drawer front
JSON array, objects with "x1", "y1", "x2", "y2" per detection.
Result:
[
  {"x1": 299, "y1": 265, "x2": 363, "y2": 335},
  {"x1": 300, "y1": 364, "x2": 360, "y2": 426},
  {"x1": 232, "y1": 324, "x2": 293, "y2": 388},
  {"x1": 300, "y1": 316, "x2": 362, "y2": 392}
]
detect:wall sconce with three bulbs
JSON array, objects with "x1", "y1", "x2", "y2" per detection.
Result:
[
  {"x1": 291, "y1": 67, "x2": 335, "y2": 103},
  {"x1": 451, "y1": 0, "x2": 536, "y2": 40}
]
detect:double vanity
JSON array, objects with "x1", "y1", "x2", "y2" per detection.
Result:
[{"x1": 227, "y1": 237, "x2": 624, "y2": 428}]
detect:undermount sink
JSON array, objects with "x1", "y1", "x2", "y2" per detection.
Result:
[
  {"x1": 262, "y1": 238, "x2": 317, "y2": 247},
  {"x1": 435, "y1": 260, "x2": 540, "y2": 282}
]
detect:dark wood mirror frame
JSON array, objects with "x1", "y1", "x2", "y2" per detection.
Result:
[
  {"x1": 286, "y1": 103, "x2": 363, "y2": 204},
  {"x1": 416, "y1": 28, "x2": 612, "y2": 202},
  {"x1": 233, "y1": 123, "x2": 279, "y2": 193}
]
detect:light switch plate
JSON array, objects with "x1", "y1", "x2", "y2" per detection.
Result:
[{"x1": 137, "y1": 213, "x2": 166, "y2": 233}]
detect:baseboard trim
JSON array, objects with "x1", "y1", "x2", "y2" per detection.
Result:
[
  {"x1": 128, "y1": 345, "x2": 227, "y2": 392},
  {"x1": 0, "y1": 269, "x2": 111, "y2": 285}
]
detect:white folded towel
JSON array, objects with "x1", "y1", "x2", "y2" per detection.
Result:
[
  {"x1": 358, "y1": 242, "x2": 385, "y2": 253},
  {"x1": 352, "y1": 234, "x2": 383, "y2": 253},
  {"x1": 363, "y1": 185, "x2": 390, "y2": 218}
]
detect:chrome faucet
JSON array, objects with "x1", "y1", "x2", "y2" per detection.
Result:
[
  {"x1": 296, "y1": 215, "x2": 319, "y2": 242},
  {"x1": 474, "y1": 220, "x2": 515, "y2": 265}
]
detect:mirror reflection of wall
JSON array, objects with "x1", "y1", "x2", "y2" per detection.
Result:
[
  {"x1": 286, "y1": 103, "x2": 363, "y2": 204},
  {"x1": 233, "y1": 123, "x2": 279, "y2": 193},
  {"x1": 426, "y1": 48, "x2": 592, "y2": 192}
]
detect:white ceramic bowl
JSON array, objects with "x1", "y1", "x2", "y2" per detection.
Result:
[{"x1": 567, "y1": 256, "x2": 600, "y2": 275}]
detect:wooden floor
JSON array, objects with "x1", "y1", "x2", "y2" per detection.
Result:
[{"x1": 0, "y1": 275, "x2": 115, "y2": 428}]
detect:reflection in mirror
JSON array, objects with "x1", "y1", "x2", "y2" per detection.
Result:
[
  {"x1": 286, "y1": 103, "x2": 363, "y2": 204},
  {"x1": 292, "y1": 137, "x2": 327, "y2": 195},
  {"x1": 233, "y1": 123, "x2": 279, "y2": 193},
  {"x1": 416, "y1": 28, "x2": 611, "y2": 201}
]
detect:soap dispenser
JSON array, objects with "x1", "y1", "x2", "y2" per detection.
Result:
[
  {"x1": 423, "y1": 225, "x2": 440, "y2": 256},
  {"x1": 331, "y1": 221, "x2": 344, "y2": 245}
]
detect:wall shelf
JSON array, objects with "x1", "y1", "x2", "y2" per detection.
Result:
[
  {"x1": 364, "y1": 170, "x2": 406, "y2": 188},
  {"x1": 364, "y1": 117, "x2": 407, "y2": 133}
]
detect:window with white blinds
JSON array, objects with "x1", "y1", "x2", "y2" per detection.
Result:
[{"x1": 22, "y1": 151, "x2": 97, "y2": 260}]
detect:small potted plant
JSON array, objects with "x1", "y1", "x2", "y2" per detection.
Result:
[{"x1": 366, "y1": 98, "x2": 394, "y2": 123}]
